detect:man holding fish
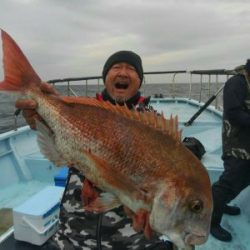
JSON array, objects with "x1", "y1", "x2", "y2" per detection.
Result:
[
  {"x1": 1, "y1": 30, "x2": 213, "y2": 250},
  {"x1": 15, "y1": 50, "x2": 174, "y2": 250}
]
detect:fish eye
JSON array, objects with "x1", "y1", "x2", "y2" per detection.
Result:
[{"x1": 189, "y1": 199, "x2": 203, "y2": 213}]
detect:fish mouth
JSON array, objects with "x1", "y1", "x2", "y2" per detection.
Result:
[
  {"x1": 184, "y1": 232, "x2": 207, "y2": 246},
  {"x1": 114, "y1": 82, "x2": 129, "y2": 89}
]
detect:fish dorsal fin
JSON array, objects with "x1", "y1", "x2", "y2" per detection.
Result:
[
  {"x1": 60, "y1": 96, "x2": 182, "y2": 142},
  {"x1": 0, "y1": 30, "x2": 41, "y2": 91}
]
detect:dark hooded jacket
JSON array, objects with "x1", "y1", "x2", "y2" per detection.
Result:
[{"x1": 222, "y1": 73, "x2": 250, "y2": 160}]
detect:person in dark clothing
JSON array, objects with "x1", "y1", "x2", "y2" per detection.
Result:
[
  {"x1": 210, "y1": 59, "x2": 250, "y2": 242},
  {"x1": 15, "y1": 51, "x2": 173, "y2": 250}
]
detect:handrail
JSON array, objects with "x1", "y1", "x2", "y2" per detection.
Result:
[
  {"x1": 46, "y1": 70, "x2": 235, "y2": 86},
  {"x1": 144, "y1": 70, "x2": 187, "y2": 75},
  {"x1": 47, "y1": 70, "x2": 187, "y2": 84},
  {"x1": 189, "y1": 69, "x2": 236, "y2": 75},
  {"x1": 47, "y1": 71, "x2": 188, "y2": 97},
  {"x1": 12, "y1": 69, "x2": 237, "y2": 129},
  {"x1": 45, "y1": 69, "x2": 236, "y2": 109},
  {"x1": 47, "y1": 76, "x2": 102, "y2": 84}
]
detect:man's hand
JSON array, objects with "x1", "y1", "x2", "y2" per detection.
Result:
[{"x1": 15, "y1": 83, "x2": 58, "y2": 129}]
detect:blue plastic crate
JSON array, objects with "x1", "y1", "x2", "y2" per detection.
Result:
[{"x1": 54, "y1": 167, "x2": 69, "y2": 187}]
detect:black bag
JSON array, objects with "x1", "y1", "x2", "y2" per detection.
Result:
[{"x1": 182, "y1": 137, "x2": 206, "y2": 160}]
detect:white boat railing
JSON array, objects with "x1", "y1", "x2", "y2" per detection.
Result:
[
  {"x1": 47, "y1": 69, "x2": 236, "y2": 109},
  {"x1": 10, "y1": 69, "x2": 236, "y2": 131}
]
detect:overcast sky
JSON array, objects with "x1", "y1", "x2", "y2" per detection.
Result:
[{"x1": 0, "y1": 0, "x2": 250, "y2": 82}]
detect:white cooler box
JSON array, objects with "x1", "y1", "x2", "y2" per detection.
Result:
[{"x1": 13, "y1": 185, "x2": 64, "y2": 245}]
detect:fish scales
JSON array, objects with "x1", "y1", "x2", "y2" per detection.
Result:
[
  {"x1": 31, "y1": 89, "x2": 167, "y2": 190},
  {"x1": 0, "y1": 29, "x2": 213, "y2": 250},
  {"x1": 37, "y1": 91, "x2": 174, "y2": 181}
]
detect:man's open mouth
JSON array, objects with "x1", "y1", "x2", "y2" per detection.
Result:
[{"x1": 115, "y1": 82, "x2": 129, "y2": 89}]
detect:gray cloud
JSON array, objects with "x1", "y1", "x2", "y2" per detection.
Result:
[{"x1": 0, "y1": 0, "x2": 250, "y2": 81}]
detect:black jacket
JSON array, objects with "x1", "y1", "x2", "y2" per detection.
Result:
[{"x1": 222, "y1": 74, "x2": 250, "y2": 159}]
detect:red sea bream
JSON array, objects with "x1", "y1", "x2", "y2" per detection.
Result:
[{"x1": 0, "y1": 30, "x2": 213, "y2": 250}]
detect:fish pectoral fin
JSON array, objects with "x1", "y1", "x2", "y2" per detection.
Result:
[
  {"x1": 84, "y1": 192, "x2": 121, "y2": 213},
  {"x1": 132, "y1": 209, "x2": 153, "y2": 240},
  {"x1": 84, "y1": 151, "x2": 146, "y2": 201},
  {"x1": 81, "y1": 178, "x2": 100, "y2": 206},
  {"x1": 36, "y1": 120, "x2": 66, "y2": 166}
]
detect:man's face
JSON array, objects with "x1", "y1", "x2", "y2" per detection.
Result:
[{"x1": 104, "y1": 62, "x2": 141, "y2": 103}]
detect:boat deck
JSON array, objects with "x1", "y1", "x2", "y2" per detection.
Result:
[
  {"x1": 0, "y1": 98, "x2": 249, "y2": 250},
  {"x1": 150, "y1": 98, "x2": 223, "y2": 172},
  {"x1": 152, "y1": 98, "x2": 250, "y2": 250},
  {"x1": 0, "y1": 233, "x2": 41, "y2": 250},
  {"x1": 197, "y1": 208, "x2": 250, "y2": 250}
]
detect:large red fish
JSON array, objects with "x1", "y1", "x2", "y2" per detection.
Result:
[{"x1": 0, "y1": 30, "x2": 212, "y2": 250}]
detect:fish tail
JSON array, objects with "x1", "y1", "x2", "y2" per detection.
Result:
[{"x1": 0, "y1": 29, "x2": 41, "y2": 93}]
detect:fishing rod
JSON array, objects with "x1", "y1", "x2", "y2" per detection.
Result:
[
  {"x1": 184, "y1": 84, "x2": 224, "y2": 127},
  {"x1": 96, "y1": 213, "x2": 103, "y2": 250}
]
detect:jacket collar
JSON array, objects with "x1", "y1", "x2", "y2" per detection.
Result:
[{"x1": 101, "y1": 89, "x2": 142, "y2": 109}]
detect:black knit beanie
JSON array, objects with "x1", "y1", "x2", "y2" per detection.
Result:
[
  {"x1": 245, "y1": 59, "x2": 250, "y2": 73},
  {"x1": 102, "y1": 50, "x2": 144, "y2": 85}
]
